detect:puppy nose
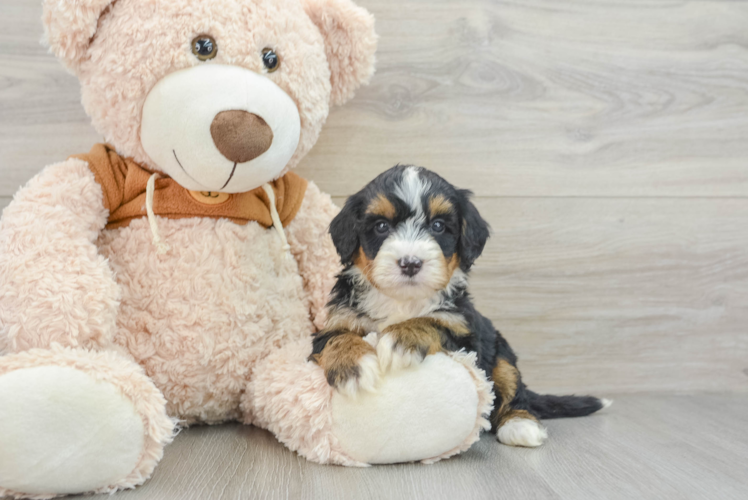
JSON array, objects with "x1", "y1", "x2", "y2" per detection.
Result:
[
  {"x1": 210, "y1": 110, "x2": 274, "y2": 164},
  {"x1": 398, "y1": 256, "x2": 423, "y2": 277}
]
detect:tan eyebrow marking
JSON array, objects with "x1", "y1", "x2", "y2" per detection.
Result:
[
  {"x1": 429, "y1": 194, "x2": 454, "y2": 218},
  {"x1": 365, "y1": 193, "x2": 396, "y2": 219}
]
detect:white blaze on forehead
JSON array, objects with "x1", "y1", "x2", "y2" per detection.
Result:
[
  {"x1": 395, "y1": 216, "x2": 427, "y2": 243},
  {"x1": 392, "y1": 167, "x2": 431, "y2": 244},
  {"x1": 393, "y1": 166, "x2": 430, "y2": 215}
]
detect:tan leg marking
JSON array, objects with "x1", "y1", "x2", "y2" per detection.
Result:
[
  {"x1": 498, "y1": 409, "x2": 538, "y2": 428},
  {"x1": 492, "y1": 358, "x2": 522, "y2": 427}
]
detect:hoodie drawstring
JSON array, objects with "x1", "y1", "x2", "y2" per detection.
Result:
[
  {"x1": 144, "y1": 176, "x2": 289, "y2": 257},
  {"x1": 262, "y1": 183, "x2": 291, "y2": 254},
  {"x1": 146, "y1": 173, "x2": 171, "y2": 255}
]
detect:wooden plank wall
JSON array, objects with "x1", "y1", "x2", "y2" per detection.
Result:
[{"x1": 1, "y1": 0, "x2": 746, "y2": 393}]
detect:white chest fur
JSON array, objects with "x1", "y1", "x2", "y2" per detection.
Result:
[
  {"x1": 362, "y1": 288, "x2": 444, "y2": 329},
  {"x1": 355, "y1": 270, "x2": 468, "y2": 330}
]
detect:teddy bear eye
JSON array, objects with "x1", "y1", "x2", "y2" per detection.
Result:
[
  {"x1": 192, "y1": 35, "x2": 218, "y2": 61},
  {"x1": 262, "y1": 48, "x2": 280, "y2": 73}
]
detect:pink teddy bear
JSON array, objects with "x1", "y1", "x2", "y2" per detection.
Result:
[{"x1": 0, "y1": 1, "x2": 493, "y2": 497}]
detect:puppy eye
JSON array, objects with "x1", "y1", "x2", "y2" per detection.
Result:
[
  {"x1": 431, "y1": 220, "x2": 445, "y2": 233},
  {"x1": 375, "y1": 220, "x2": 390, "y2": 235},
  {"x1": 262, "y1": 48, "x2": 280, "y2": 72},
  {"x1": 192, "y1": 35, "x2": 218, "y2": 61}
]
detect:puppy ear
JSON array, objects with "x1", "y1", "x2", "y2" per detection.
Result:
[
  {"x1": 458, "y1": 190, "x2": 490, "y2": 271},
  {"x1": 301, "y1": 0, "x2": 378, "y2": 106},
  {"x1": 329, "y1": 194, "x2": 364, "y2": 265},
  {"x1": 42, "y1": 0, "x2": 115, "y2": 72}
]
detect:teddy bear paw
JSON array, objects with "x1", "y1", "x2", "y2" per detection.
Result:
[
  {"x1": 0, "y1": 366, "x2": 145, "y2": 496},
  {"x1": 0, "y1": 348, "x2": 174, "y2": 497}
]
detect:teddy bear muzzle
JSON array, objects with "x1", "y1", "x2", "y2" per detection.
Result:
[{"x1": 140, "y1": 64, "x2": 301, "y2": 194}]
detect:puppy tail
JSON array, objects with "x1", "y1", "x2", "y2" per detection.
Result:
[{"x1": 526, "y1": 390, "x2": 612, "y2": 419}]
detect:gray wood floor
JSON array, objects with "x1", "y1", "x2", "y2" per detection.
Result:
[{"x1": 57, "y1": 394, "x2": 747, "y2": 500}]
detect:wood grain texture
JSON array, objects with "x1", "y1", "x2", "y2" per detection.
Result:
[
  {"x1": 45, "y1": 394, "x2": 747, "y2": 500},
  {"x1": 299, "y1": 0, "x2": 748, "y2": 197},
  {"x1": 468, "y1": 197, "x2": 748, "y2": 394}
]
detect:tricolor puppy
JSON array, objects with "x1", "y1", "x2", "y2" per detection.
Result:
[{"x1": 311, "y1": 165, "x2": 610, "y2": 447}]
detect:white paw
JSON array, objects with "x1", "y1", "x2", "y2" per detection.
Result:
[
  {"x1": 336, "y1": 352, "x2": 381, "y2": 398},
  {"x1": 497, "y1": 417, "x2": 548, "y2": 448},
  {"x1": 376, "y1": 333, "x2": 425, "y2": 371},
  {"x1": 601, "y1": 398, "x2": 614, "y2": 409}
]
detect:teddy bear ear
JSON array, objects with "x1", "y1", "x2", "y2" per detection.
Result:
[
  {"x1": 42, "y1": 0, "x2": 115, "y2": 72},
  {"x1": 301, "y1": 0, "x2": 378, "y2": 107}
]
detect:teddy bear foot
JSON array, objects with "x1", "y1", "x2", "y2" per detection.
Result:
[
  {"x1": 0, "y1": 347, "x2": 175, "y2": 499},
  {"x1": 330, "y1": 351, "x2": 490, "y2": 464},
  {"x1": 246, "y1": 340, "x2": 494, "y2": 466}
]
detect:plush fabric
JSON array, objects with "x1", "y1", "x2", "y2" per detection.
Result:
[
  {"x1": 0, "y1": 159, "x2": 118, "y2": 354},
  {"x1": 97, "y1": 194, "x2": 318, "y2": 424},
  {"x1": 71, "y1": 144, "x2": 308, "y2": 229},
  {"x1": 284, "y1": 181, "x2": 342, "y2": 330},
  {"x1": 242, "y1": 339, "x2": 362, "y2": 466},
  {"x1": 301, "y1": 0, "x2": 378, "y2": 106}
]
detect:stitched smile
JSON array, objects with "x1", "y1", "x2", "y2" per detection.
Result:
[
  {"x1": 173, "y1": 149, "x2": 234, "y2": 192},
  {"x1": 220, "y1": 162, "x2": 238, "y2": 191}
]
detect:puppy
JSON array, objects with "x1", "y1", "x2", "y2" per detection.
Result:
[{"x1": 311, "y1": 165, "x2": 609, "y2": 447}]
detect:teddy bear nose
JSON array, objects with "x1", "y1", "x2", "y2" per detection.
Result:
[{"x1": 210, "y1": 110, "x2": 274, "y2": 164}]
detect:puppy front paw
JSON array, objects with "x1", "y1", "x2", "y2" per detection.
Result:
[
  {"x1": 377, "y1": 319, "x2": 443, "y2": 371},
  {"x1": 328, "y1": 352, "x2": 381, "y2": 398},
  {"x1": 317, "y1": 334, "x2": 381, "y2": 397}
]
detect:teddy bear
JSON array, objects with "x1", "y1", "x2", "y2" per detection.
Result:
[{"x1": 0, "y1": 0, "x2": 494, "y2": 497}]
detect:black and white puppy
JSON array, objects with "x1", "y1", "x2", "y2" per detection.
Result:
[{"x1": 311, "y1": 165, "x2": 609, "y2": 447}]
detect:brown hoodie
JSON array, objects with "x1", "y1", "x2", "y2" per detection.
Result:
[{"x1": 71, "y1": 144, "x2": 308, "y2": 230}]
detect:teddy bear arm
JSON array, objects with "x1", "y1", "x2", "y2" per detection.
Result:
[
  {"x1": 285, "y1": 181, "x2": 342, "y2": 331},
  {"x1": 0, "y1": 158, "x2": 119, "y2": 353}
]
